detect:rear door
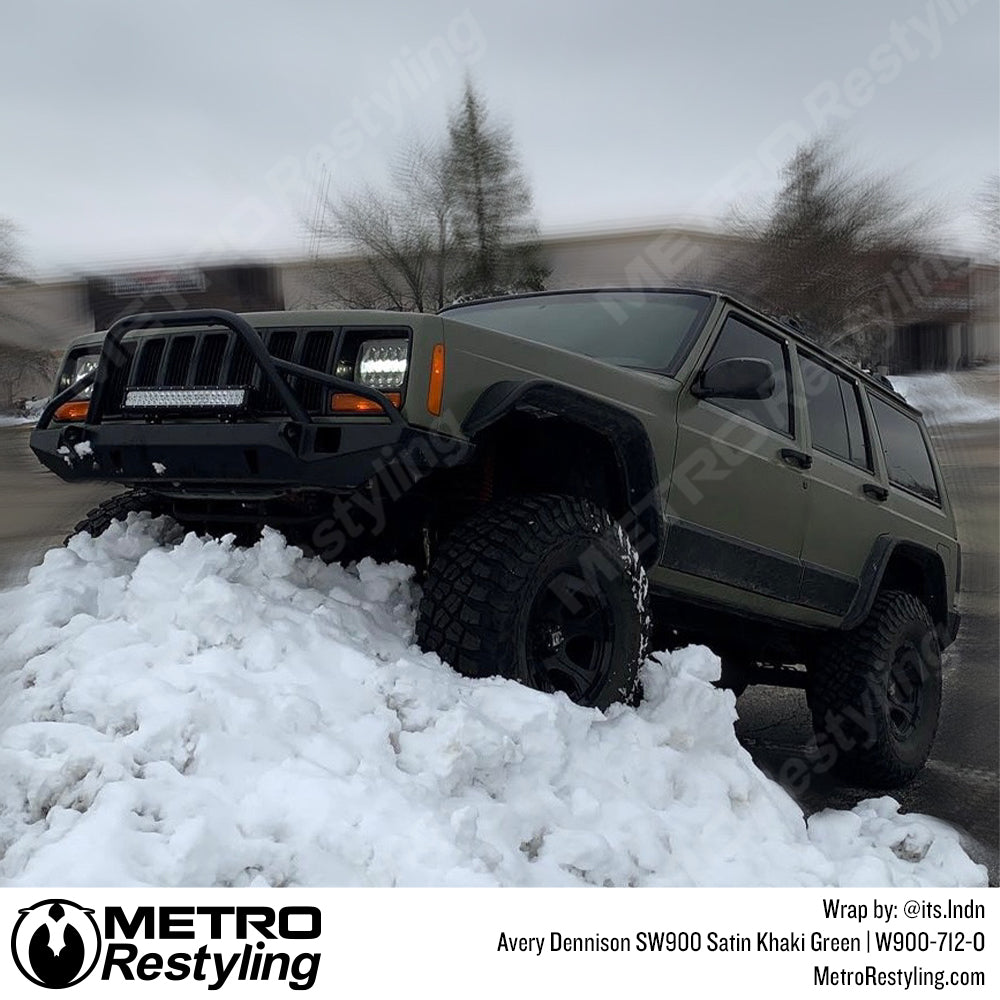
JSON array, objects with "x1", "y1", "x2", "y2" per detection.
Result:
[{"x1": 796, "y1": 353, "x2": 893, "y2": 616}]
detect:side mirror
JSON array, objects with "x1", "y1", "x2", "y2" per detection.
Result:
[{"x1": 693, "y1": 357, "x2": 775, "y2": 400}]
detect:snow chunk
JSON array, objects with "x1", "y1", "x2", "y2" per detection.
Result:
[{"x1": 0, "y1": 517, "x2": 986, "y2": 887}]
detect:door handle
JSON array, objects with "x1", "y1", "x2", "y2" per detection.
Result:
[
  {"x1": 779, "y1": 447, "x2": 812, "y2": 470},
  {"x1": 863, "y1": 483, "x2": 889, "y2": 502}
]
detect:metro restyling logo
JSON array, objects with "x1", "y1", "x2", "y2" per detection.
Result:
[
  {"x1": 11, "y1": 902, "x2": 321, "y2": 990},
  {"x1": 11, "y1": 899, "x2": 102, "y2": 988}
]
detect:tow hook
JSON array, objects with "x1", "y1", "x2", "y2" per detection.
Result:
[
  {"x1": 60, "y1": 424, "x2": 84, "y2": 447},
  {"x1": 280, "y1": 422, "x2": 302, "y2": 452},
  {"x1": 55, "y1": 425, "x2": 95, "y2": 469}
]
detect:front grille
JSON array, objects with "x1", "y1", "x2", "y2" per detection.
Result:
[
  {"x1": 134, "y1": 338, "x2": 165, "y2": 386},
  {"x1": 299, "y1": 329, "x2": 337, "y2": 410},
  {"x1": 194, "y1": 333, "x2": 228, "y2": 385},
  {"x1": 163, "y1": 336, "x2": 195, "y2": 385},
  {"x1": 260, "y1": 329, "x2": 297, "y2": 411},
  {"x1": 100, "y1": 326, "x2": 341, "y2": 418}
]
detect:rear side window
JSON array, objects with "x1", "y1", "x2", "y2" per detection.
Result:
[
  {"x1": 799, "y1": 355, "x2": 870, "y2": 469},
  {"x1": 701, "y1": 315, "x2": 792, "y2": 434},
  {"x1": 869, "y1": 396, "x2": 940, "y2": 503}
]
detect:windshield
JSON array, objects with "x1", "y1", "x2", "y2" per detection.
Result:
[{"x1": 442, "y1": 290, "x2": 713, "y2": 374}]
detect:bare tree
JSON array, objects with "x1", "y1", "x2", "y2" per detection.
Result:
[
  {"x1": 974, "y1": 174, "x2": 999, "y2": 260},
  {"x1": 1, "y1": 218, "x2": 53, "y2": 410},
  {"x1": 393, "y1": 139, "x2": 459, "y2": 310},
  {"x1": 0, "y1": 344, "x2": 55, "y2": 410},
  {"x1": 721, "y1": 137, "x2": 940, "y2": 360},
  {"x1": 1, "y1": 216, "x2": 28, "y2": 288},
  {"x1": 311, "y1": 141, "x2": 455, "y2": 312},
  {"x1": 309, "y1": 78, "x2": 548, "y2": 310}
]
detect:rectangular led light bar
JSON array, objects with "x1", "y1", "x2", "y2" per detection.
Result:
[{"x1": 123, "y1": 388, "x2": 248, "y2": 409}]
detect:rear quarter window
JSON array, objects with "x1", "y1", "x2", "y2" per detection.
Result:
[{"x1": 868, "y1": 395, "x2": 940, "y2": 504}]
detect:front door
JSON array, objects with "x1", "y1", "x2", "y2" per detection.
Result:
[{"x1": 661, "y1": 311, "x2": 810, "y2": 607}]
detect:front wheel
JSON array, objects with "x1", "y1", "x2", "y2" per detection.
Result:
[
  {"x1": 416, "y1": 495, "x2": 649, "y2": 710},
  {"x1": 807, "y1": 590, "x2": 942, "y2": 788},
  {"x1": 66, "y1": 490, "x2": 170, "y2": 543}
]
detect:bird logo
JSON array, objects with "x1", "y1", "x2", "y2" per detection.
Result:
[{"x1": 11, "y1": 899, "x2": 102, "y2": 988}]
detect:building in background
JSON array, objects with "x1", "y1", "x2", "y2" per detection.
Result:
[
  {"x1": 0, "y1": 264, "x2": 284, "y2": 406},
  {"x1": 85, "y1": 263, "x2": 283, "y2": 332},
  {"x1": 288, "y1": 224, "x2": 998, "y2": 373},
  {"x1": 1, "y1": 229, "x2": 997, "y2": 408}
]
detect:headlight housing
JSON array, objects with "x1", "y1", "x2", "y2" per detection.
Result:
[
  {"x1": 355, "y1": 339, "x2": 409, "y2": 392},
  {"x1": 52, "y1": 350, "x2": 101, "y2": 422},
  {"x1": 58, "y1": 352, "x2": 100, "y2": 399}
]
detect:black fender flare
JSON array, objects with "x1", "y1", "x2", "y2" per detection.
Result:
[
  {"x1": 462, "y1": 380, "x2": 664, "y2": 565},
  {"x1": 841, "y1": 536, "x2": 949, "y2": 635}
]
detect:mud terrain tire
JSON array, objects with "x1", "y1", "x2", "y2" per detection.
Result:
[
  {"x1": 807, "y1": 590, "x2": 942, "y2": 788},
  {"x1": 417, "y1": 495, "x2": 649, "y2": 711}
]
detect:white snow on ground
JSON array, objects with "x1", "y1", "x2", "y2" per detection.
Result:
[
  {"x1": 890, "y1": 369, "x2": 998, "y2": 426},
  {"x1": 0, "y1": 517, "x2": 987, "y2": 888},
  {"x1": 0, "y1": 398, "x2": 48, "y2": 426}
]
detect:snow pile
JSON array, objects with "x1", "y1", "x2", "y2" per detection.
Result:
[
  {"x1": 0, "y1": 518, "x2": 986, "y2": 888},
  {"x1": 0, "y1": 397, "x2": 47, "y2": 427},
  {"x1": 23, "y1": 397, "x2": 49, "y2": 419},
  {"x1": 890, "y1": 370, "x2": 998, "y2": 426}
]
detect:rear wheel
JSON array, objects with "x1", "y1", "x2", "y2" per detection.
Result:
[
  {"x1": 807, "y1": 590, "x2": 942, "y2": 788},
  {"x1": 417, "y1": 495, "x2": 649, "y2": 710}
]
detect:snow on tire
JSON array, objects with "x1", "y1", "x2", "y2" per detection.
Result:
[
  {"x1": 416, "y1": 494, "x2": 649, "y2": 711},
  {"x1": 67, "y1": 490, "x2": 168, "y2": 543}
]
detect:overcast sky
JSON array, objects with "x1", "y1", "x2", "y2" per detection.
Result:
[{"x1": 1, "y1": 0, "x2": 997, "y2": 276}]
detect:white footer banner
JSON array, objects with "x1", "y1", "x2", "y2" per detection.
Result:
[{"x1": 1, "y1": 888, "x2": 992, "y2": 996}]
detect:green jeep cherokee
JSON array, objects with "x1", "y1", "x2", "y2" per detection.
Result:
[{"x1": 31, "y1": 288, "x2": 961, "y2": 788}]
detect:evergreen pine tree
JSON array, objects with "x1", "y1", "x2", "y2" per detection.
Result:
[{"x1": 446, "y1": 80, "x2": 549, "y2": 299}]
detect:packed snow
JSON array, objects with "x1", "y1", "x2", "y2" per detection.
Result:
[
  {"x1": 0, "y1": 516, "x2": 986, "y2": 887},
  {"x1": 890, "y1": 368, "x2": 998, "y2": 426}
]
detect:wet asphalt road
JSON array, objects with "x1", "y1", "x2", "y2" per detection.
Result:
[
  {"x1": 0, "y1": 424, "x2": 115, "y2": 590},
  {"x1": 1, "y1": 372, "x2": 997, "y2": 882}
]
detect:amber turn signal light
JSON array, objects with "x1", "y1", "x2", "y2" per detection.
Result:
[
  {"x1": 330, "y1": 391, "x2": 402, "y2": 413},
  {"x1": 427, "y1": 344, "x2": 445, "y2": 416},
  {"x1": 53, "y1": 401, "x2": 90, "y2": 422}
]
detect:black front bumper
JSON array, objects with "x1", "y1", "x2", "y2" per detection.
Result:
[
  {"x1": 31, "y1": 307, "x2": 469, "y2": 496},
  {"x1": 30, "y1": 418, "x2": 467, "y2": 495}
]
